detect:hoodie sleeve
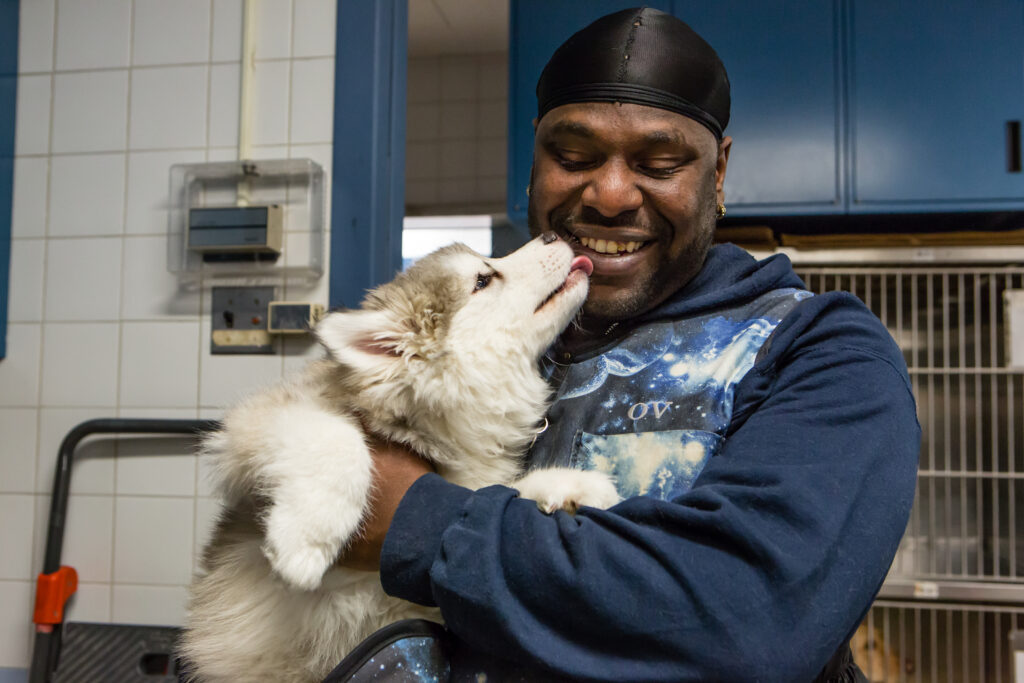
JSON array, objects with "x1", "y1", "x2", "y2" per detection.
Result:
[{"x1": 379, "y1": 292, "x2": 920, "y2": 682}]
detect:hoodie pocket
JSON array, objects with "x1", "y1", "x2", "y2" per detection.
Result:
[{"x1": 572, "y1": 429, "x2": 723, "y2": 500}]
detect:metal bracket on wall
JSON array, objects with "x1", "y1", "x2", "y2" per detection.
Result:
[{"x1": 210, "y1": 286, "x2": 275, "y2": 354}]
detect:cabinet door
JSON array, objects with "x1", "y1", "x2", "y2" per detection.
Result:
[
  {"x1": 677, "y1": 0, "x2": 843, "y2": 214},
  {"x1": 849, "y1": 0, "x2": 1024, "y2": 209},
  {"x1": 507, "y1": 0, "x2": 671, "y2": 223}
]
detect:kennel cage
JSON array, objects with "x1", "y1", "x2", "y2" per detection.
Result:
[{"x1": 794, "y1": 260, "x2": 1024, "y2": 683}]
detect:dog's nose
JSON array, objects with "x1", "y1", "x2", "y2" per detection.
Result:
[{"x1": 541, "y1": 231, "x2": 558, "y2": 244}]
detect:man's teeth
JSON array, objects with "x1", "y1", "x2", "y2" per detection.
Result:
[{"x1": 578, "y1": 236, "x2": 643, "y2": 254}]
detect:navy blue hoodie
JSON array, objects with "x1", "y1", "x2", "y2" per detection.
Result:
[{"x1": 380, "y1": 244, "x2": 920, "y2": 682}]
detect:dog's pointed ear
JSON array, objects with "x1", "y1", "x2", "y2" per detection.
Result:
[{"x1": 315, "y1": 309, "x2": 411, "y2": 369}]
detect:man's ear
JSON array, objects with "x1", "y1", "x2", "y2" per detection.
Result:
[
  {"x1": 716, "y1": 135, "x2": 732, "y2": 199},
  {"x1": 315, "y1": 309, "x2": 411, "y2": 371}
]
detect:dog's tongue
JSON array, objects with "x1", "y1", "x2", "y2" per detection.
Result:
[{"x1": 570, "y1": 255, "x2": 594, "y2": 277}]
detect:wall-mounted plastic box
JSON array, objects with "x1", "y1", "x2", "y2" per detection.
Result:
[{"x1": 167, "y1": 158, "x2": 325, "y2": 288}]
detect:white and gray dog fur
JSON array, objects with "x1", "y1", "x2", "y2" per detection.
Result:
[{"x1": 181, "y1": 235, "x2": 620, "y2": 682}]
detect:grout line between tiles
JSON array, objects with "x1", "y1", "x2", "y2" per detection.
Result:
[
  {"x1": 16, "y1": 143, "x2": 332, "y2": 159},
  {"x1": 283, "y1": 0, "x2": 298, "y2": 308},
  {"x1": 193, "y1": 0, "x2": 220, "y2": 556},
  {"x1": 18, "y1": 59, "x2": 246, "y2": 77},
  {"x1": 33, "y1": 0, "x2": 62, "y2": 507},
  {"x1": 107, "y1": 0, "x2": 139, "y2": 606}
]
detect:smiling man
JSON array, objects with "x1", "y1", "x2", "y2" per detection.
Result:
[
  {"x1": 531, "y1": 102, "x2": 728, "y2": 333},
  {"x1": 338, "y1": 8, "x2": 920, "y2": 682}
]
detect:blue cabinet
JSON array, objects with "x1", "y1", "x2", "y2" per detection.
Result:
[
  {"x1": 679, "y1": 1, "x2": 842, "y2": 214},
  {"x1": 848, "y1": 0, "x2": 1024, "y2": 211},
  {"x1": 507, "y1": 0, "x2": 1024, "y2": 222}
]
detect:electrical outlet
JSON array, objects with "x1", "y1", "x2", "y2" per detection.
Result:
[{"x1": 211, "y1": 286, "x2": 275, "y2": 354}]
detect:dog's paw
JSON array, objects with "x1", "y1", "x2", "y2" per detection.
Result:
[
  {"x1": 262, "y1": 535, "x2": 337, "y2": 591},
  {"x1": 513, "y1": 468, "x2": 621, "y2": 515},
  {"x1": 262, "y1": 503, "x2": 362, "y2": 590}
]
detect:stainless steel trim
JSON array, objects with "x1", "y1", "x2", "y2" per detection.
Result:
[{"x1": 878, "y1": 578, "x2": 1024, "y2": 605}]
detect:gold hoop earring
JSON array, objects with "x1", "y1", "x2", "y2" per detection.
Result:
[
  {"x1": 526, "y1": 184, "x2": 532, "y2": 198},
  {"x1": 716, "y1": 203, "x2": 726, "y2": 219}
]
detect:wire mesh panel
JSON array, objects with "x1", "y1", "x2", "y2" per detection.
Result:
[
  {"x1": 852, "y1": 601, "x2": 1024, "y2": 683},
  {"x1": 796, "y1": 268, "x2": 1024, "y2": 585}
]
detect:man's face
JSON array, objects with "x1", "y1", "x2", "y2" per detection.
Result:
[{"x1": 528, "y1": 102, "x2": 731, "y2": 323}]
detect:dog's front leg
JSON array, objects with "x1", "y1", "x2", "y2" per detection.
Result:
[
  {"x1": 513, "y1": 468, "x2": 621, "y2": 514},
  {"x1": 258, "y1": 407, "x2": 373, "y2": 591}
]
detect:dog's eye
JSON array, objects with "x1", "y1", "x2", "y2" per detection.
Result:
[{"x1": 473, "y1": 273, "x2": 493, "y2": 292}]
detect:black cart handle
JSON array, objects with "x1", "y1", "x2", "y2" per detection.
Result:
[{"x1": 30, "y1": 418, "x2": 221, "y2": 683}]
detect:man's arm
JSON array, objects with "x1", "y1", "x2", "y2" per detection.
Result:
[
  {"x1": 366, "y1": 294, "x2": 921, "y2": 681},
  {"x1": 337, "y1": 432, "x2": 433, "y2": 572}
]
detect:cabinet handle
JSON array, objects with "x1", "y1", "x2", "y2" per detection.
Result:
[{"x1": 1009, "y1": 121, "x2": 1022, "y2": 173}]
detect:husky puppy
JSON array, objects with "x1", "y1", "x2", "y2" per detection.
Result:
[{"x1": 181, "y1": 235, "x2": 620, "y2": 682}]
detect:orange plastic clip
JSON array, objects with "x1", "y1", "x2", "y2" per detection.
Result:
[{"x1": 33, "y1": 566, "x2": 78, "y2": 626}]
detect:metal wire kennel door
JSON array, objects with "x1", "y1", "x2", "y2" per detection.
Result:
[{"x1": 794, "y1": 263, "x2": 1024, "y2": 682}]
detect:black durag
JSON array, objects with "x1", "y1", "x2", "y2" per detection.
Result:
[{"x1": 536, "y1": 7, "x2": 730, "y2": 139}]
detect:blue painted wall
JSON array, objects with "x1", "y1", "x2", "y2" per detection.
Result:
[
  {"x1": 329, "y1": 0, "x2": 408, "y2": 308},
  {"x1": 0, "y1": 0, "x2": 17, "y2": 359}
]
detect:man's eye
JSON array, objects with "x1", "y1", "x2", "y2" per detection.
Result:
[
  {"x1": 474, "y1": 274, "x2": 493, "y2": 292},
  {"x1": 640, "y1": 163, "x2": 681, "y2": 177},
  {"x1": 556, "y1": 151, "x2": 594, "y2": 171},
  {"x1": 559, "y1": 159, "x2": 592, "y2": 172}
]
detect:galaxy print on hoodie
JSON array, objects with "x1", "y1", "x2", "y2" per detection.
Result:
[{"x1": 530, "y1": 287, "x2": 813, "y2": 501}]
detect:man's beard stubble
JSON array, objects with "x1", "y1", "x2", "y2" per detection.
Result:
[{"x1": 527, "y1": 186, "x2": 718, "y2": 324}]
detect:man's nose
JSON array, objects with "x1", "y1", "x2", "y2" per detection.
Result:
[{"x1": 581, "y1": 160, "x2": 642, "y2": 218}]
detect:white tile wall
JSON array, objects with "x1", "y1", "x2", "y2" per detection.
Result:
[
  {"x1": 51, "y1": 71, "x2": 130, "y2": 154},
  {"x1": 0, "y1": 582, "x2": 33, "y2": 667},
  {"x1": 129, "y1": 66, "x2": 210, "y2": 150},
  {"x1": 132, "y1": 0, "x2": 212, "y2": 66},
  {"x1": 40, "y1": 323, "x2": 121, "y2": 406},
  {"x1": 125, "y1": 150, "x2": 207, "y2": 235},
  {"x1": 0, "y1": 324, "x2": 42, "y2": 408},
  {"x1": 17, "y1": 0, "x2": 55, "y2": 74},
  {"x1": 55, "y1": 0, "x2": 132, "y2": 71},
  {"x1": 0, "y1": 409, "x2": 38, "y2": 493},
  {"x1": 11, "y1": 157, "x2": 48, "y2": 239},
  {"x1": 116, "y1": 438, "x2": 198, "y2": 498},
  {"x1": 208, "y1": 64, "x2": 241, "y2": 148},
  {"x1": 112, "y1": 585, "x2": 189, "y2": 625},
  {"x1": 0, "y1": 496, "x2": 35, "y2": 579},
  {"x1": 210, "y1": 0, "x2": 243, "y2": 62},
  {"x1": 7, "y1": 239, "x2": 45, "y2": 322},
  {"x1": 119, "y1": 322, "x2": 201, "y2": 408},
  {"x1": 254, "y1": 0, "x2": 293, "y2": 60},
  {"x1": 113, "y1": 496, "x2": 195, "y2": 584},
  {"x1": 43, "y1": 241, "x2": 123, "y2": 321},
  {"x1": 48, "y1": 154, "x2": 127, "y2": 237},
  {"x1": 290, "y1": 58, "x2": 335, "y2": 144},
  {"x1": 293, "y1": 0, "x2": 337, "y2": 58},
  {"x1": 120, "y1": 236, "x2": 202, "y2": 319},
  {"x1": 3, "y1": 2, "x2": 338, "y2": 669},
  {"x1": 14, "y1": 74, "x2": 51, "y2": 156},
  {"x1": 49, "y1": 495, "x2": 116, "y2": 582},
  {"x1": 252, "y1": 60, "x2": 291, "y2": 146},
  {"x1": 405, "y1": 53, "x2": 508, "y2": 214},
  {"x1": 64, "y1": 582, "x2": 113, "y2": 623}
]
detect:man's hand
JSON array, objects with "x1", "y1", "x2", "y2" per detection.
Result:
[{"x1": 338, "y1": 433, "x2": 434, "y2": 571}]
